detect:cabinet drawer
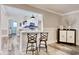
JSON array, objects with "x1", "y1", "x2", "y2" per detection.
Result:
[{"x1": 60, "y1": 30, "x2": 66, "y2": 42}]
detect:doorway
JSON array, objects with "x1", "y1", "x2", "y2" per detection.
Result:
[{"x1": 9, "y1": 19, "x2": 17, "y2": 37}]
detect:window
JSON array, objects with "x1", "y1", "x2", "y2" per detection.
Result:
[{"x1": 13, "y1": 22, "x2": 17, "y2": 27}]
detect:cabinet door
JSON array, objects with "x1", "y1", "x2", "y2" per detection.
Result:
[
  {"x1": 67, "y1": 31, "x2": 75, "y2": 43},
  {"x1": 60, "y1": 30, "x2": 66, "y2": 42}
]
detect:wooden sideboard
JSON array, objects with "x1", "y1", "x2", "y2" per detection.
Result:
[{"x1": 57, "y1": 29, "x2": 76, "y2": 45}]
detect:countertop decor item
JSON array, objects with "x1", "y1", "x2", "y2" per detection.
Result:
[{"x1": 64, "y1": 16, "x2": 77, "y2": 30}]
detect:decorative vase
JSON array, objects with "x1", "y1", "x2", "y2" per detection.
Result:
[
  {"x1": 68, "y1": 26, "x2": 71, "y2": 30},
  {"x1": 60, "y1": 25, "x2": 63, "y2": 29}
]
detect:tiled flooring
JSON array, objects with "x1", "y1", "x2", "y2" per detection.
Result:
[
  {"x1": 1, "y1": 35, "x2": 79, "y2": 55},
  {"x1": 48, "y1": 43, "x2": 79, "y2": 55},
  {"x1": 0, "y1": 42, "x2": 79, "y2": 55}
]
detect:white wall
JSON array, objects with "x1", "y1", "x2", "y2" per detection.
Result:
[
  {"x1": 0, "y1": 5, "x2": 1, "y2": 51},
  {"x1": 1, "y1": 4, "x2": 62, "y2": 44},
  {"x1": 1, "y1": 4, "x2": 79, "y2": 46},
  {"x1": 61, "y1": 13, "x2": 79, "y2": 45},
  {"x1": 5, "y1": 4, "x2": 61, "y2": 28},
  {"x1": 0, "y1": 5, "x2": 43, "y2": 34}
]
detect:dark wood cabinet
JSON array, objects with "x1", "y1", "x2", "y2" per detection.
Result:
[{"x1": 57, "y1": 29, "x2": 76, "y2": 45}]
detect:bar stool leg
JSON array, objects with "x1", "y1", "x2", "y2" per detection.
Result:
[
  {"x1": 36, "y1": 42, "x2": 38, "y2": 55},
  {"x1": 39, "y1": 41, "x2": 41, "y2": 52},
  {"x1": 45, "y1": 41, "x2": 48, "y2": 53},
  {"x1": 31, "y1": 43, "x2": 33, "y2": 55},
  {"x1": 26, "y1": 42, "x2": 28, "y2": 54}
]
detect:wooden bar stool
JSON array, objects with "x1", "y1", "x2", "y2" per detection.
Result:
[
  {"x1": 26, "y1": 33, "x2": 38, "y2": 55},
  {"x1": 39, "y1": 32, "x2": 48, "y2": 52}
]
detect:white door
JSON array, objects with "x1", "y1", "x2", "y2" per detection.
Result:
[
  {"x1": 60, "y1": 30, "x2": 66, "y2": 42},
  {"x1": 67, "y1": 31, "x2": 75, "y2": 43}
]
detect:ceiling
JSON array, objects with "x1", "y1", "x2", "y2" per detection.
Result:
[
  {"x1": 29, "y1": 4, "x2": 79, "y2": 15},
  {"x1": 2, "y1": 5, "x2": 41, "y2": 17}
]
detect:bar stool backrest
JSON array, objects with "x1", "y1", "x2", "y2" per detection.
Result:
[
  {"x1": 40, "y1": 32, "x2": 48, "y2": 41},
  {"x1": 27, "y1": 33, "x2": 37, "y2": 43}
]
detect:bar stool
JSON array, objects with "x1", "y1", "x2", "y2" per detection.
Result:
[
  {"x1": 26, "y1": 33, "x2": 38, "y2": 55},
  {"x1": 39, "y1": 32, "x2": 48, "y2": 52}
]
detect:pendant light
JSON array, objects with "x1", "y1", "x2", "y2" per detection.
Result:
[{"x1": 31, "y1": 15, "x2": 35, "y2": 18}]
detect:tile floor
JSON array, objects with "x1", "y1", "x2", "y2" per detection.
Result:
[
  {"x1": 0, "y1": 35, "x2": 79, "y2": 55},
  {"x1": 0, "y1": 42, "x2": 79, "y2": 55}
]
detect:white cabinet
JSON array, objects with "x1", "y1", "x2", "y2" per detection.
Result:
[
  {"x1": 58, "y1": 29, "x2": 76, "y2": 45},
  {"x1": 60, "y1": 30, "x2": 66, "y2": 42},
  {"x1": 67, "y1": 31, "x2": 75, "y2": 43}
]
